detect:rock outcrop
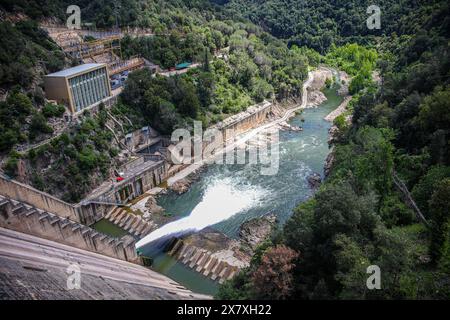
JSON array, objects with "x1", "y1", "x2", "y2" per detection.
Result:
[
  {"x1": 337, "y1": 71, "x2": 351, "y2": 96},
  {"x1": 306, "y1": 67, "x2": 334, "y2": 107},
  {"x1": 239, "y1": 214, "x2": 277, "y2": 252},
  {"x1": 324, "y1": 151, "x2": 335, "y2": 178},
  {"x1": 170, "y1": 178, "x2": 191, "y2": 194},
  {"x1": 145, "y1": 195, "x2": 165, "y2": 215},
  {"x1": 308, "y1": 90, "x2": 328, "y2": 107},
  {"x1": 165, "y1": 214, "x2": 278, "y2": 283},
  {"x1": 307, "y1": 172, "x2": 322, "y2": 189}
]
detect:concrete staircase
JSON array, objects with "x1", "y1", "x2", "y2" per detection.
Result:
[
  {"x1": 0, "y1": 195, "x2": 140, "y2": 264},
  {"x1": 104, "y1": 207, "x2": 156, "y2": 238},
  {"x1": 167, "y1": 240, "x2": 240, "y2": 284}
]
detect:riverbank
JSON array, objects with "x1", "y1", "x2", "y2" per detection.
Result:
[
  {"x1": 132, "y1": 66, "x2": 350, "y2": 243},
  {"x1": 136, "y1": 72, "x2": 347, "y2": 295},
  {"x1": 166, "y1": 68, "x2": 322, "y2": 188},
  {"x1": 324, "y1": 96, "x2": 352, "y2": 122}
]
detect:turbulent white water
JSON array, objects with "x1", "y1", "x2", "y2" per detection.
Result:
[{"x1": 135, "y1": 177, "x2": 268, "y2": 249}]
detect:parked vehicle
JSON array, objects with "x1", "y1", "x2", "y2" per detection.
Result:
[{"x1": 110, "y1": 79, "x2": 122, "y2": 90}]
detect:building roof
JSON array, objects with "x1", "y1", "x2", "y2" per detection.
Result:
[
  {"x1": 45, "y1": 63, "x2": 106, "y2": 78},
  {"x1": 175, "y1": 62, "x2": 191, "y2": 69}
]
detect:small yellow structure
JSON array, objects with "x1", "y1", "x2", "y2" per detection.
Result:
[{"x1": 44, "y1": 63, "x2": 112, "y2": 114}]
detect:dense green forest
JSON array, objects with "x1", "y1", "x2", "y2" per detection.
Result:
[
  {"x1": 0, "y1": 0, "x2": 315, "y2": 201},
  {"x1": 0, "y1": 0, "x2": 449, "y2": 299},
  {"x1": 217, "y1": 0, "x2": 450, "y2": 299},
  {"x1": 224, "y1": 0, "x2": 434, "y2": 53}
]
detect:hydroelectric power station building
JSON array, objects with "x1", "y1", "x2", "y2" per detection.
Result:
[{"x1": 44, "y1": 63, "x2": 112, "y2": 114}]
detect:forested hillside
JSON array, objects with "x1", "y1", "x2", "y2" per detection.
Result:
[
  {"x1": 0, "y1": 0, "x2": 448, "y2": 299},
  {"x1": 0, "y1": 0, "x2": 316, "y2": 201},
  {"x1": 223, "y1": 0, "x2": 438, "y2": 53},
  {"x1": 218, "y1": 0, "x2": 450, "y2": 299}
]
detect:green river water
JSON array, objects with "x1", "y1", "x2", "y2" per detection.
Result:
[{"x1": 140, "y1": 85, "x2": 343, "y2": 296}]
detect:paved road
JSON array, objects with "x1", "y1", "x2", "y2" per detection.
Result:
[{"x1": 0, "y1": 227, "x2": 210, "y2": 300}]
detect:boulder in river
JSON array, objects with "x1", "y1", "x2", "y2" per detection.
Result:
[
  {"x1": 144, "y1": 195, "x2": 165, "y2": 215},
  {"x1": 170, "y1": 178, "x2": 191, "y2": 194},
  {"x1": 239, "y1": 214, "x2": 277, "y2": 253},
  {"x1": 307, "y1": 172, "x2": 322, "y2": 189}
]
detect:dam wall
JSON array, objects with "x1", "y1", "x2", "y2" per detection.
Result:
[
  {"x1": 167, "y1": 238, "x2": 240, "y2": 284},
  {"x1": 0, "y1": 175, "x2": 99, "y2": 225},
  {"x1": 210, "y1": 100, "x2": 273, "y2": 142},
  {"x1": 0, "y1": 195, "x2": 140, "y2": 264}
]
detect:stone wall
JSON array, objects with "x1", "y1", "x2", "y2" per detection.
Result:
[
  {"x1": 0, "y1": 195, "x2": 140, "y2": 264},
  {"x1": 210, "y1": 100, "x2": 273, "y2": 142},
  {"x1": 166, "y1": 239, "x2": 240, "y2": 284},
  {"x1": 0, "y1": 175, "x2": 100, "y2": 225},
  {"x1": 0, "y1": 175, "x2": 82, "y2": 222},
  {"x1": 89, "y1": 159, "x2": 168, "y2": 205}
]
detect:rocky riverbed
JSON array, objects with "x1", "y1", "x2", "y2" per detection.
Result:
[{"x1": 166, "y1": 214, "x2": 278, "y2": 273}]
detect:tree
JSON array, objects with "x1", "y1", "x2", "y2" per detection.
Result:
[
  {"x1": 251, "y1": 245, "x2": 299, "y2": 299},
  {"x1": 428, "y1": 179, "x2": 450, "y2": 263},
  {"x1": 29, "y1": 112, "x2": 53, "y2": 140}
]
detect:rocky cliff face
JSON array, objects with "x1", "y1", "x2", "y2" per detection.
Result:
[{"x1": 307, "y1": 68, "x2": 334, "y2": 107}]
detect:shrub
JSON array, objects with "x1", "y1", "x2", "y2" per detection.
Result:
[{"x1": 42, "y1": 103, "x2": 66, "y2": 118}]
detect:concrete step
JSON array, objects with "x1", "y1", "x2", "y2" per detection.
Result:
[
  {"x1": 11, "y1": 205, "x2": 26, "y2": 216},
  {"x1": 195, "y1": 253, "x2": 210, "y2": 272},
  {"x1": 168, "y1": 239, "x2": 183, "y2": 256},
  {"x1": 203, "y1": 257, "x2": 218, "y2": 277},
  {"x1": 189, "y1": 251, "x2": 205, "y2": 269},
  {"x1": 139, "y1": 223, "x2": 153, "y2": 237},
  {"x1": 179, "y1": 244, "x2": 192, "y2": 261},
  {"x1": 211, "y1": 262, "x2": 225, "y2": 281},
  {"x1": 90, "y1": 231, "x2": 100, "y2": 239},
  {"x1": 38, "y1": 212, "x2": 49, "y2": 222},
  {"x1": 0, "y1": 199, "x2": 9, "y2": 208},
  {"x1": 188, "y1": 248, "x2": 201, "y2": 266},
  {"x1": 118, "y1": 213, "x2": 133, "y2": 228},
  {"x1": 134, "y1": 220, "x2": 148, "y2": 236},
  {"x1": 60, "y1": 219, "x2": 71, "y2": 228},
  {"x1": 113, "y1": 210, "x2": 127, "y2": 224},
  {"x1": 172, "y1": 242, "x2": 186, "y2": 259},
  {"x1": 129, "y1": 217, "x2": 142, "y2": 234},
  {"x1": 218, "y1": 265, "x2": 229, "y2": 280},
  {"x1": 104, "y1": 208, "x2": 115, "y2": 220},
  {"x1": 25, "y1": 209, "x2": 38, "y2": 217},
  {"x1": 49, "y1": 216, "x2": 61, "y2": 225},
  {"x1": 123, "y1": 216, "x2": 137, "y2": 231},
  {"x1": 182, "y1": 247, "x2": 196, "y2": 264},
  {"x1": 98, "y1": 234, "x2": 108, "y2": 241},
  {"x1": 108, "y1": 208, "x2": 122, "y2": 221}
]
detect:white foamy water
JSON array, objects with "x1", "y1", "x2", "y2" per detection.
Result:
[{"x1": 135, "y1": 177, "x2": 268, "y2": 249}]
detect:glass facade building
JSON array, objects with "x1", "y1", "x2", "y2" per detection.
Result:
[
  {"x1": 44, "y1": 63, "x2": 112, "y2": 114},
  {"x1": 68, "y1": 67, "x2": 110, "y2": 112}
]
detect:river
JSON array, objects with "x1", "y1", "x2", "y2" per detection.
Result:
[{"x1": 139, "y1": 84, "x2": 343, "y2": 295}]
